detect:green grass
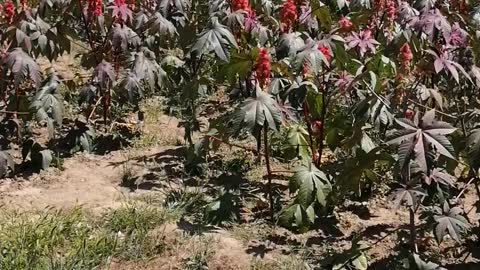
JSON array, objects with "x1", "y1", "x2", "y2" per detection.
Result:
[{"x1": 0, "y1": 204, "x2": 171, "y2": 270}]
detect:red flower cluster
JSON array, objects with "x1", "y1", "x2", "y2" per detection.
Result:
[
  {"x1": 399, "y1": 43, "x2": 412, "y2": 70},
  {"x1": 385, "y1": 0, "x2": 396, "y2": 28},
  {"x1": 87, "y1": 0, "x2": 102, "y2": 17},
  {"x1": 318, "y1": 45, "x2": 330, "y2": 62},
  {"x1": 232, "y1": 0, "x2": 250, "y2": 12},
  {"x1": 373, "y1": 0, "x2": 384, "y2": 12},
  {"x1": 338, "y1": 16, "x2": 352, "y2": 32},
  {"x1": 255, "y1": 48, "x2": 271, "y2": 88},
  {"x1": 20, "y1": 0, "x2": 26, "y2": 9},
  {"x1": 2, "y1": 1, "x2": 15, "y2": 22},
  {"x1": 280, "y1": 0, "x2": 297, "y2": 32}
]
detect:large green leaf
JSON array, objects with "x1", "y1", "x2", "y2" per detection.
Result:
[
  {"x1": 387, "y1": 110, "x2": 456, "y2": 172},
  {"x1": 191, "y1": 17, "x2": 238, "y2": 62},
  {"x1": 277, "y1": 203, "x2": 315, "y2": 232},
  {"x1": 290, "y1": 161, "x2": 331, "y2": 206},
  {"x1": 231, "y1": 87, "x2": 282, "y2": 137},
  {"x1": 147, "y1": 12, "x2": 177, "y2": 36},
  {"x1": 222, "y1": 49, "x2": 257, "y2": 83},
  {"x1": 287, "y1": 125, "x2": 311, "y2": 160},
  {"x1": 337, "y1": 147, "x2": 394, "y2": 196},
  {"x1": 294, "y1": 41, "x2": 329, "y2": 74},
  {"x1": 130, "y1": 48, "x2": 166, "y2": 89}
]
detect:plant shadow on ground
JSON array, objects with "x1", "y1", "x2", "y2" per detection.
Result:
[{"x1": 109, "y1": 146, "x2": 187, "y2": 191}]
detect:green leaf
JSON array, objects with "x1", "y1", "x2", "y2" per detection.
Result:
[
  {"x1": 291, "y1": 161, "x2": 331, "y2": 206},
  {"x1": 191, "y1": 17, "x2": 238, "y2": 62},
  {"x1": 222, "y1": 49, "x2": 257, "y2": 83},
  {"x1": 287, "y1": 125, "x2": 311, "y2": 160},
  {"x1": 29, "y1": 69, "x2": 64, "y2": 139},
  {"x1": 231, "y1": 87, "x2": 282, "y2": 138}
]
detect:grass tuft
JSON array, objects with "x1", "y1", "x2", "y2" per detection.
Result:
[{"x1": 0, "y1": 204, "x2": 170, "y2": 269}]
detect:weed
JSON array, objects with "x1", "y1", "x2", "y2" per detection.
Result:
[
  {"x1": 120, "y1": 153, "x2": 137, "y2": 189},
  {"x1": 0, "y1": 204, "x2": 170, "y2": 269},
  {"x1": 181, "y1": 235, "x2": 216, "y2": 270}
]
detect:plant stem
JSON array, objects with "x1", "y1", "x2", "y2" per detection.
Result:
[
  {"x1": 409, "y1": 207, "x2": 417, "y2": 253},
  {"x1": 316, "y1": 91, "x2": 327, "y2": 167},
  {"x1": 263, "y1": 124, "x2": 274, "y2": 222},
  {"x1": 303, "y1": 101, "x2": 315, "y2": 154},
  {"x1": 77, "y1": 0, "x2": 95, "y2": 50}
]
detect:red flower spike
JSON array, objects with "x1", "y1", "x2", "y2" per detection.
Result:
[
  {"x1": 338, "y1": 16, "x2": 352, "y2": 32},
  {"x1": 302, "y1": 62, "x2": 309, "y2": 78},
  {"x1": 20, "y1": 0, "x2": 26, "y2": 9},
  {"x1": 3, "y1": 1, "x2": 15, "y2": 22},
  {"x1": 255, "y1": 48, "x2": 271, "y2": 89},
  {"x1": 87, "y1": 0, "x2": 102, "y2": 17},
  {"x1": 385, "y1": 0, "x2": 396, "y2": 28},
  {"x1": 399, "y1": 43, "x2": 412, "y2": 70},
  {"x1": 373, "y1": 0, "x2": 385, "y2": 13},
  {"x1": 280, "y1": 0, "x2": 297, "y2": 33},
  {"x1": 317, "y1": 45, "x2": 331, "y2": 62},
  {"x1": 232, "y1": 0, "x2": 250, "y2": 12}
]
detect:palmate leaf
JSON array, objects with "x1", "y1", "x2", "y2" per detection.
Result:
[
  {"x1": 389, "y1": 184, "x2": 425, "y2": 209},
  {"x1": 466, "y1": 128, "x2": 480, "y2": 170},
  {"x1": 147, "y1": 12, "x2": 177, "y2": 36},
  {"x1": 287, "y1": 125, "x2": 311, "y2": 160},
  {"x1": 109, "y1": 2, "x2": 133, "y2": 23},
  {"x1": 433, "y1": 203, "x2": 469, "y2": 243},
  {"x1": 0, "y1": 151, "x2": 14, "y2": 178},
  {"x1": 276, "y1": 32, "x2": 305, "y2": 59},
  {"x1": 94, "y1": 60, "x2": 115, "y2": 89},
  {"x1": 277, "y1": 203, "x2": 315, "y2": 232},
  {"x1": 294, "y1": 41, "x2": 329, "y2": 74},
  {"x1": 387, "y1": 110, "x2": 456, "y2": 172},
  {"x1": 159, "y1": 0, "x2": 190, "y2": 15},
  {"x1": 130, "y1": 48, "x2": 166, "y2": 89},
  {"x1": 290, "y1": 161, "x2": 331, "y2": 207},
  {"x1": 222, "y1": 49, "x2": 257, "y2": 83},
  {"x1": 425, "y1": 168, "x2": 455, "y2": 186},
  {"x1": 120, "y1": 72, "x2": 143, "y2": 102},
  {"x1": 29, "y1": 69, "x2": 63, "y2": 139},
  {"x1": 231, "y1": 87, "x2": 282, "y2": 138},
  {"x1": 426, "y1": 50, "x2": 471, "y2": 84},
  {"x1": 191, "y1": 17, "x2": 238, "y2": 62},
  {"x1": 337, "y1": 147, "x2": 394, "y2": 196},
  {"x1": 204, "y1": 189, "x2": 240, "y2": 225},
  {"x1": 111, "y1": 24, "x2": 129, "y2": 52},
  {"x1": 4, "y1": 48, "x2": 41, "y2": 88}
]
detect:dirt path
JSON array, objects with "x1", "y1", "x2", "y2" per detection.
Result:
[{"x1": 0, "y1": 151, "x2": 129, "y2": 212}]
